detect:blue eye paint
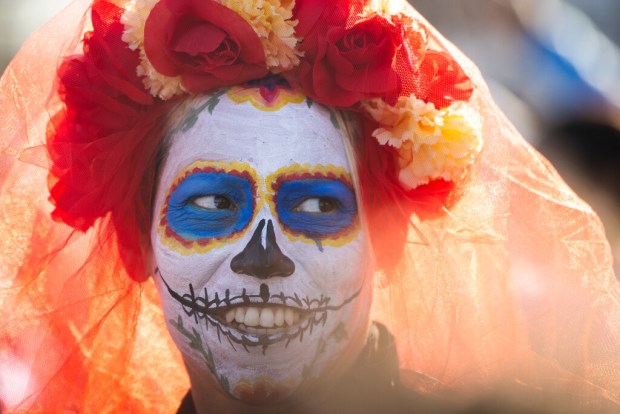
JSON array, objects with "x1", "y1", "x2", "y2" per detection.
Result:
[
  {"x1": 166, "y1": 172, "x2": 254, "y2": 240},
  {"x1": 275, "y1": 179, "x2": 357, "y2": 239}
]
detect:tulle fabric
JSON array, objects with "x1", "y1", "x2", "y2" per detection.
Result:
[{"x1": 0, "y1": 0, "x2": 618, "y2": 412}]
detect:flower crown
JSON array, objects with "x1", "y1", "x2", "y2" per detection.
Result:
[
  {"x1": 119, "y1": 0, "x2": 482, "y2": 190},
  {"x1": 49, "y1": 0, "x2": 482, "y2": 242}
]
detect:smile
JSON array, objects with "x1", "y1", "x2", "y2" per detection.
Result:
[
  {"x1": 156, "y1": 269, "x2": 361, "y2": 351},
  {"x1": 215, "y1": 304, "x2": 304, "y2": 334},
  {"x1": 209, "y1": 304, "x2": 326, "y2": 352}
]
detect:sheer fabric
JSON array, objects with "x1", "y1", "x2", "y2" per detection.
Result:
[{"x1": 0, "y1": 1, "x2": 618, "y2": 412}]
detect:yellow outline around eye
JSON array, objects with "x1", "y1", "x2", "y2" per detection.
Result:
[
  {"x1": 227, "y1": 85, "x2": 305, "y2": 112},
  {"x1": 158, "y1": 160, "x2": 264, "y2": 256},
  {"x1": 265, "y1": 164, "x2": 360, "y2": 248}
]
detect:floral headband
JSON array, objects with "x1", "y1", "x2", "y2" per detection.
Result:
[
  {"x1": 122, "y1": 0, "x2": 481, "y2": 188},
  {"x1": 48, "y1": 0, "x2": 482, "y2": 263}
]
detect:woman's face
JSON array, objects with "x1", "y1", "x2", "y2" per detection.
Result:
[{"x1": 151, "y1": 84, "x2": 373, "y2": 404}]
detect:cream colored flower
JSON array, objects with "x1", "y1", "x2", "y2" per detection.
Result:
[
  {"x1": 362, "y1": 97, "x2": 442, "y2": 148},
  {"x1": 121, "y1": 0, "x2": 159, "y2": 50},
  {"x1": 364, "y1": 0, "x2": 408, "y2": 15},
  {"x1": 362, "y1": 96, "x2": 483, "y2": 189},
  {"x1": 122, "y1": 0, "x2": 186, "y2": 99},
  {"x1": 221, "y1": 0, "x2": 302, "y2": 72},
  {"x1": 136, "y1": 51, "x2": 186, "y2": 100}
]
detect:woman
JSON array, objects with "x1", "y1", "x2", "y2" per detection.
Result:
[
  {"x1": 1, "y1": 0, "x2": 619, "y2": 412},
  {"x1": 153, "y1": 84, "x2": 376, "y2": 411}
]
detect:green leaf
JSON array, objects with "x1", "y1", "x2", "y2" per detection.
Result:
[
  {"x1": 181, "y1": 114, "x2": 198, "y2": 132},
  {"x1": 329, "y1": 109, "x2": 340, "y2": 130},
  {"x1": 220, "y1": 375, "x2": 231, "y2": 392},
  {"x1": 207, "y1": 98, "x2": 220, "y2": 115}
]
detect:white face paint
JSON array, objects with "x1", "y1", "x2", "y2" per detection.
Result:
[{"x1": 151, "y1": 85, "x2": 372, "y2": 404}]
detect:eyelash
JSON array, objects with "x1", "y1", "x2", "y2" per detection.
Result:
[
  {"x1": 293, "y1": 196, "x2": 340, "y2": 213},
  {"x1": 185, "y1": 190, "x2": 237, "y2": 205},
  {"x1": 191, "y1": 195, "x2": 236, "y2": 210}
]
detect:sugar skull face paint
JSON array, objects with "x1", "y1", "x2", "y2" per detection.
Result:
[{"x1": 151, "y1": 83, "x2": 372, "y2": 404}]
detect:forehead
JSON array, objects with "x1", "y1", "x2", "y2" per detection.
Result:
[{"x1": 162, "y1": 94, "x2": 351, "y2": 181}]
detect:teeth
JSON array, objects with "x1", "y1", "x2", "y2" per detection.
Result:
[
  {"x1": 274, "y1": 308, "x2": 284, "y2": 327},
  {"x1": 245, "y1": 307, "x2": 259, "y2": 327},
  {"x1": 220, "y1": 306, "x2": 301, "y2": 330},
  {"x1": 225, "y1": 309, "x2": 235, "y2": 323},
  {"x1": 260, "y1": 308, "x2": 274, "y2": 328},
  {"x1": 284, "y1": 308, "x2": 294, "y2": 326},
  {"x1": 235, "y1": 307, "x2": 245, "y2": 324}
]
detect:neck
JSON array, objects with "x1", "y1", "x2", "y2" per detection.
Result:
[
  {"x1": 186, "y1": 362, "x2": 361, "y2": 414},
  {"x1": 186, "y1": 321, "x2": 371, "y2": 414},
  {"x1": 187, "y1": 282, "x2": 374, "y2": 413}
]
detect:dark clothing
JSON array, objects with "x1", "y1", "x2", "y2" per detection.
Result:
[{"x1": 177, "y1": 322, "x2": 447, "y2": 413}]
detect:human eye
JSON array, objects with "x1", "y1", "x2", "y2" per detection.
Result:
[
  {"x1": 192, "y1": 195, "x2": 235, "y2": 210},
  {"x1": 275, "y1": 178, "x2": 357, "y2": 239},
  {"x1": 164, "y1": 170, "x2": 254, "y2": 241},
  {"x1": 294, "y1": 197, "x2": 338, "y2": 214}
]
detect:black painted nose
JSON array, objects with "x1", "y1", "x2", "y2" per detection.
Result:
[{"x1": 230, "y1": 219, "x2": 295, "y2": 278}]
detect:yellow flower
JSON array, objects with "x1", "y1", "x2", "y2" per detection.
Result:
[
  {"x1": 221, "y1": 0, "x2": 302, "y2": 72},
  {"x1": 362, "y1": 96, "x2": 483, "y2": 189}
]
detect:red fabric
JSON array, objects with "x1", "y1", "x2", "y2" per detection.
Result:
[
  {"x1": 49, "y1": 1, "x2": 149, "y2": 229},
  {"x1": 48, "y1": 1, "x2": 177, "y2": 279},
  {"x1": 416, "y1": 50, "x2": 474, "y2": 109},
  {"x1": 356, "y1": 117, "x2": 455, "y2": 273}
]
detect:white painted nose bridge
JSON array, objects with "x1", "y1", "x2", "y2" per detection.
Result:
[{"x1": 256, "y1": 203, "x2": 275, "y2": 249}]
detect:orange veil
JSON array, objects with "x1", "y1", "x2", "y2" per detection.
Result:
[{"x1": 1, "y1": 0, "x2": 619, "y2": 412}]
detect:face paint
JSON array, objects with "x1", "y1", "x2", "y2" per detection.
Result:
[
  {"x1": 158, "y1": 161, "x2": 261, "y2": 254},
  {"x1": 267, "y1": 165, "x2": 360, "y2": 248},
  {"x1": 151, "y1": 80, "x2": 372, "y2": 404}
]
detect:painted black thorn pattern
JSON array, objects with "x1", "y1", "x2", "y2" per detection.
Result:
[
  {"x1": 157, "y1": 269, "x2": 361, "y2": 351},
  {"x1": 260, "y1": 283, "x2": 269, "y2": 303}
]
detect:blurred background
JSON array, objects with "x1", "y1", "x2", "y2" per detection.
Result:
[
  {"x1": 1, "y1": 0, "x2": 619, "y2": 276},
  {"x1": 412, "y1": 0, "x2": 620, "y2": 277}
]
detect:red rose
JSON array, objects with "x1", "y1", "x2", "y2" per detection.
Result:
[
  {"x1": 144, "y1": 0, "x2": 268, "y2": 93},
  {"x1": 293, "y1": 0, "x2": 357, "y2": 39},
  {"x1": 294, "y1": 7, "x2": 403, "y2": 107},
  {"x1": 416, "y1": 50, "x2": 473, "y2": 108}
]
